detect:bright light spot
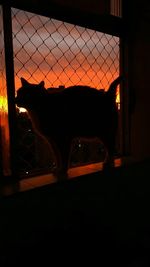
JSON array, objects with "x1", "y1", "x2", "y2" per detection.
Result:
[
  {"x1": 0, "y1": 96, "x2": 8, "y2": 112},
  {"x1": 116, "y1": 85, "x2": 120, "y2": 103},
  {"x1": 19, "y1": 107, "x2": 27, "y2": 113},
  {"x1": 116, "y1": 85, "x2": 120, "y2": 110}
]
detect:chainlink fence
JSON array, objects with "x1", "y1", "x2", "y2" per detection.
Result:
[{"x1": 11, "y1": 7, "x2": 120, "y2": 178}]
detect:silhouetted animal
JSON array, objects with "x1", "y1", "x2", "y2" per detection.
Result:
[{"x1": 16, "y1": 76, "x2": 122, "y2": 178}]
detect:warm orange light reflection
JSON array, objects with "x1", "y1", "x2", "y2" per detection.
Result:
[
  {"x1": 0, "y1": 96, "x2": 8, "y2": 112},
  {"x1": 0, "y1": 94, "x2": 11, "y2": 176},
  {"x1": 116, "y1": 86, "x2": 120, "y2": 103},
  {"x1": 116, "y1": 85, "x2": 120, "y2": 109}
]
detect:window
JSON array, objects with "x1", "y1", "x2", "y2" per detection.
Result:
[{"x1": 11, "y1": 8, "x2": 121, "y2": 178}]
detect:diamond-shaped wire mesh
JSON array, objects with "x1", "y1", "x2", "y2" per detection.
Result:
[
  {"x1": 11, "y1": 8, "x2": 120, "y2": 178},
  {"x1": 12, "y1": 8, "x2": 120, "y2": 90}
]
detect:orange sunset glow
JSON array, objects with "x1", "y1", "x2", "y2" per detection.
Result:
[{"x1": 12, "y1": 8, "x2": 120, "y2": 93}]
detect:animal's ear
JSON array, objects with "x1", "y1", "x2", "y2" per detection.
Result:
[
  {"x1": 21, "y1": 77, "x2": 29, "y2": 87},
  {"x1": 39, "y1": 81, "x2": 45, "y2": 88}
]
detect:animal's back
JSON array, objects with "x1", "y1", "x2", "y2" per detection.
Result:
[
  {"x1": 16, "y1": 76, "x2": 122, "y2": 177},
  {"x1": 45, "y1": 84, "x2": 117, "y2": 138},
  {"x1": 44, "y1": 87, "x2": 97, "y2": 136}
]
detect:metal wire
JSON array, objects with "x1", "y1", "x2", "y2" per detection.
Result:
[
  {"x1": 11, "y1": 7, "x2": 120, "y2": 177},
  {"x1": 12, "y1": 8, "x2": 119, "y2": 90}
]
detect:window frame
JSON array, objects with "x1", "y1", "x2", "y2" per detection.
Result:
[{"x1": 0, "y1": 1, "x2": 129, "y2": 180}]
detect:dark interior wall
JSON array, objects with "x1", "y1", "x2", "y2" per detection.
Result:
[
  {"x1": 125, "y1": 0, "x2": 150, "y2": 160},
  {"x1": 1, "y1": 0, "x2": 121, "y2": 40},
  {"x1": 1, "y1": 0, "x2": 109, "y2": 16},
  {"x1": 48, "y1": 0, "x2": 109, "y2": 14}
]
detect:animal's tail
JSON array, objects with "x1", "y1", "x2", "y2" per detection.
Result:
[{"x1": 107, "y1": 76, "x2": 123, "y2": 99}]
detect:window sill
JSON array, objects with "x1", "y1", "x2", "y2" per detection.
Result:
[{"x1": 0, "y1": 156, "x2": 139, "y2": 197}]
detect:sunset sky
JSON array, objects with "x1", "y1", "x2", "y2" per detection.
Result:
[
  {"x1": 11, "y1": 8, "x2": 120, "y2": 92},
  {"x1": 0, "y1": 7, "x2": 120, "y2": 112}
]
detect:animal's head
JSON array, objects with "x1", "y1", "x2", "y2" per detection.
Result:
[{"x1": 16, "y1": 78, "x2": 47, "y2": 110}]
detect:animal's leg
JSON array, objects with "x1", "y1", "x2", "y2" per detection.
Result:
[
  {"x1": 102, "y1": 137, "x2": 116, "y2": 170},
  {"x1": 52, "y1": 138, "x2": 70, "y2": 180},
  {"x1": 103, "y1": 152, "x2": 115, "y2": 170}
]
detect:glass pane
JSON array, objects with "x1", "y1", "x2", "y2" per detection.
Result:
[
  {"x1": 12, "y1": 8, "x2": 120, "y2": 178},
  {"x1": 0, "y1": 6, "x2": 11, "y2": 176}
]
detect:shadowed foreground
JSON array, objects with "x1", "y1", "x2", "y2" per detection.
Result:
[{"x1": 0, "y1": 159, "x2": 150, "y2": 266}]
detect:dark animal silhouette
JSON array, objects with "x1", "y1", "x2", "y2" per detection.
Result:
[{"x1": 16, "y1": 76, "x2": 122, "y2": 178}]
